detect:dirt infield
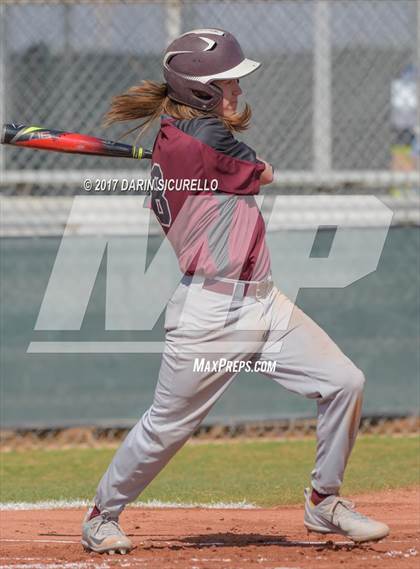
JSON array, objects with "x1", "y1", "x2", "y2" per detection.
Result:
[{"x1": 1, "y1": 487, "x2": 418, "y2": 569}]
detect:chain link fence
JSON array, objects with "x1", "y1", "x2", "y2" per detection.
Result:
[{"x1": 0, "y1": 0, "x2": 419, "y2": 188}]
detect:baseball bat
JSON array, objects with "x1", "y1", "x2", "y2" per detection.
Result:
[{"x1": 1, "y1": 123, "x2": 152, "y2": 160}]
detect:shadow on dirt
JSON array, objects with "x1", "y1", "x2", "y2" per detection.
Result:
[{"x1": 178, "y1": 532, "x2": 359, "y2": 551}]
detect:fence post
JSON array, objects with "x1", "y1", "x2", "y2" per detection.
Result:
[
  {"x1": 0, "y1": 2, "x2": 6, "y2": 175},
  {"x1": 166, "y1": 0, "x2": 182, "y2": 45},
  {"x1": 416, "y1": 0, "x2": 420, "y2": 175},
  {"x1": 313, "y1": 0, "x2": 332, "y2": 173}
]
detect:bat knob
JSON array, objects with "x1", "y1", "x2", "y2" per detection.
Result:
[{"x1": 1, "y1": 123, "x2": 25, "y2": 145}]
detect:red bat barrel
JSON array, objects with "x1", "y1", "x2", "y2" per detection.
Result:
[{"x1": 1, "y1": 123, "x2": 152, "y2": 160}]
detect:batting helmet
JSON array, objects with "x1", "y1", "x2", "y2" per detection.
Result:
[{"x1": 163, "y1": 28, "x2": 261, "y2": 111}]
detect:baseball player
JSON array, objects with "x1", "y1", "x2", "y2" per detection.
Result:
[{"x1": 81, "y1": 29, "x2": 389, "y2": 554}]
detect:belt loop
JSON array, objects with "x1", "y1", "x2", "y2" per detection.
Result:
[
  {"x1": 182, "y1": 274, "x2": 204, "y2": 287},
  {"x1": 233, "y1": 281, "x2": 245, "y2": 302},
  {"x1": 181, "y1": 274, "x2": 191, "y2": 286}
]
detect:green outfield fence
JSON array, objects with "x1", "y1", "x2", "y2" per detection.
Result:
[{"x1": 1, "y1": 224, "x2": 419, "y2": 428}]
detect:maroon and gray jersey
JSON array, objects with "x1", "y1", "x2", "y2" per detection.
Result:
[{"x1": 147, "y1": 115, "x2": 271, "y2": 281}]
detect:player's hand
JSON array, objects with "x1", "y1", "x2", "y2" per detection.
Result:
[{"x1": 257, "y1": 157, "x2": 274, "y2": 185}]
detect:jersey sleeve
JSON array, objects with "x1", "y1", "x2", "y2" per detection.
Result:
[
  {"x1": 195, "y1": 117, "x2": 257, "y2": 162},
  {"x1": 196, "y1": 118, "x2": 265, "y2": 195},
  {"x1": 159, "y1": 116, "x2": 266, "y2": 196},
  {"x1": 202, "y1": 147, "x2": 265, "y2": 195}
]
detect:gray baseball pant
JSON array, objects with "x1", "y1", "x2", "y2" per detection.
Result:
[{"x1": 95, "y1": 280, "x2": 365, "y2": 518}]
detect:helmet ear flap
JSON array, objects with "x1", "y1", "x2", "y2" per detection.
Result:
[
  {"x1": 165, "y1": 74, "x2": 223, "y2": 111},
  {"x1": 191, "y1": 82, "x2": 223, "y2": 109}
]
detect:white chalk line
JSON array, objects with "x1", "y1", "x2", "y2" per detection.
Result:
[
  {"x1": 1, "y1": 536, "x2": 416, "y2": 547},
  {"x1": 0, "y1": 566, "x2": 302, "y2": 569},
  {"x1": 0, "y1": 564, "x2": 111, "y2": 569},
  {"x1": 0, "y1": 537, "x2": 355, "y2": 548},
  {"x1": 0, "y1": 537, "x2": 394, "y2": 547},
  {"x1": 0, "y1": 499, "x2": 256, "y2": 511},
  {"x1": 1, "y1": 539, "x2": 79, "y2": 544}
]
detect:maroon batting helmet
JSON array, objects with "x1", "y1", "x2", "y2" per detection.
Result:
[{"x1": 163, "y1": 28, "x2": 261, "y2": 111}]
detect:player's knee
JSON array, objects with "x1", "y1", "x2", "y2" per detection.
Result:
[
  {"x1": 325, "y1": 364, "x2": 365, "y2": 398},
  {"x1": 343, "y1": 366, "x2": 365, "y2": 396}
]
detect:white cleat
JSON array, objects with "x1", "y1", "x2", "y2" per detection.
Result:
[
  {"x1": 81, "y1": 508, "x2": 133, "y2": 554},
  {"x1": 303, "y1": 488, "x2": 390, "y2": 543}
]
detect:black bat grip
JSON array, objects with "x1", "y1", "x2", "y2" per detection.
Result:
[
  {"x1": 1, "y1": 123, "x2": 17, "y2": 144},
  {"x1": 1, "y1": 123, "x2": 29, "y2": 145}
]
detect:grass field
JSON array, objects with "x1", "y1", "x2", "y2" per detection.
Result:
[{"x1": 1, "y1": 436, "x2": 418, "y2": 506}]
